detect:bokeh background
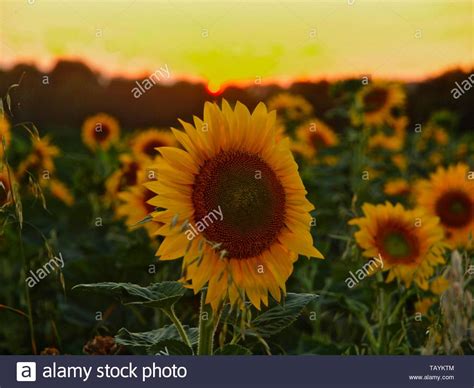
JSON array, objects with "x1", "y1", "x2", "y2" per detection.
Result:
[{"x1": 0, "y1": 0, "x2": 472, "y2": 355}]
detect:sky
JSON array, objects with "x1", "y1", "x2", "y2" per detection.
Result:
[{"x1": 1, "y1": 0, "x2": 472, "y2": 91}]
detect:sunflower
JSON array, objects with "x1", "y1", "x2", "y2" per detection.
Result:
[
  {"x1": 105, "y1": 154, "x2": 143, "y2": 199},
  {"x1": 117, "y1": 185, "x2": 159, "y2": 237},
  {"x1": 391, "y1": 153, "x2": 408, "y2": 172},
  {"x1": 455, "y1": 144, "x2": 468, "y2": 161},
  {"x1": 351, "y1": 83, "x2": 405, "y2": 127},
  {"x1": 274, "y1": 118, "x2": 287, "y2": 142},
  {"x1": 146, "y1": 100, "x2": 323, "y2": 310},
  {"x1": 131, "y1": 128, "x2": 177, "y2": 161},
  {"x1": 0, "y1": 166, "x2": 12, "y2": 207},
  {"x1": 384, "y1": 178, "x2": 410, "y2": 196},
  {"x1": 267, "y1": 92, "x2": 313, "y2": 122},
  {"x1": 368, "y1": 115, "x2": 407, "y2": 151},
  {"x1": 349, "y1": 202, "x2": 446, "y2": 289},
  {"x1": 49, "y1": 179, "x2": 75, "y2": 206},
  {"x1": 415, "y1": 163, "x2": 474, "y2": 248},
  {"x1": 416, "y1": 123, "x2": 450, "y2": 152},
  {"x1": 17, "y1": 136, "x2": 60, "y2": 179},
  {"x1": 430, "y1": 276, "x2": 449, "y2": 295},
  {"x1": 415, "y1": 298, "x2": 435, "y2": 315},
  {"x1": 0, "y1": 115, "x2": 11, "y2": 158},
  {"x1": 293, "y1": 119, "x2": 339, "y2": 160},
  {"x1": 82, "y1": 113, "x2": 120, "y2": 151}
]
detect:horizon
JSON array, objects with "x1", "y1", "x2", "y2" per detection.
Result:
[{"x1": 1, "y1": 0, "x2": 472, "y2": 92}]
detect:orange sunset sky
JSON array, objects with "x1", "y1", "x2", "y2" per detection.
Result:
[{"x1": 1, "y1": 0, "x2": 473, "y2": 91}]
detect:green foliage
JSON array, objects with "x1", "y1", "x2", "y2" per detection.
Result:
[
  {"x1": 249, "y1": 293, "x2": 318, "y2": 338},
  {"x1": 116, "y1": 325, "x2": 198, "y2": 355},
  {"x1": 214, "y1": 344, "x2": 252, "y2": 355},
  {"x1": 73, "y1": 281, "x2": 186, "y2": 310}
]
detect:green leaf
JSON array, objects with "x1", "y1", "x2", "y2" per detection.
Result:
[
  {"x1": 148, "y1": 339, "x2": 193, "y2": 355},
  {"x1": 72, "y1": 281, "x2": 185, "y2": 309},
  {"x1": 214, "y1": 344, "x2": 252, "y2": 355},
  {"x1": 115, "y1": 325, "x2": 199, "y2": 352},
  {"x1": 249, "y1": 293, "x2": 318, "y2": 337}
]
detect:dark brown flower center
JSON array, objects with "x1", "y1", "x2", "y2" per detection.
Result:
[
  {"x1": 192, "y1": 151, "x2": 286, "y2": 259},
  {"x1": 93, "y1": 123, "x2": 111, "y2": 143},
  {"x1": 363, "y1": 87, "x2": 389, "y2": 113},
  {"x1": 375, "y1": 223, "x2": 420, "y2": 265},
  {"x1": 143, "y1": 188, "x2": 157, "y2": 214},
  {"x1": 142, "y1": 139, "x2": 165, "y2": 157},
  {"x1": 435, "y1": 190, "x2": 472, "y2": 228},
  {"x1": 119, "y1": 162, "x2": 140, "y2": 191},
  {"x1": 309, "y1": 131, "x2": 328, "y2": 149}
]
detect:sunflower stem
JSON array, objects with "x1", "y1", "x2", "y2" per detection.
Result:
[
  {"x1": 197, "y1": 291, "x2": 217, "y2": 355},
  {"x1": 164, "y1": 306, "x2": 192, "y2": 350},
  {"x1": 4, "y1": 154, "x2": 37, "y2": 355},
  {"x1": 376, "y1": 272, "x2": 387, "y2": 354}
]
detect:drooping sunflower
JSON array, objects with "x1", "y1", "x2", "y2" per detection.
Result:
[
  {"x1": 267, "y1": 92, "x2": 313, "y2": 122},
  {"x1": 0, "y1": 115, "x2": 11, "y2": 158},
  {"x1": 17, "y1": 136, "x2": 60, "y2": 179},
  {"x1": 0, "y1": 166, "x2": 12, "y2": 207},
  {"x1": 146, "y1": 100, "x2": 324, "y2": 310},
  {"x1": 384, "y1": 178, "x2": 410, "y2": 197},
  {"x1": 117, "y1": 185, "x2": 160, "y2": 237},
  {"x1": 415, "y1": 163, "x2": 474, "y2": 248},
  {"x1": 131, "y1": 128, "x2": 177, "y2": 161},
  {"x1": 349, "y1": 202, "x2": 446, "y2": 289},
  {"x1": 351, "y1": 83, "x2": 405, "y2": 127},
  {"x1": 82, "y1": 113, "x2": 120, "y2": 151},
  {"x1": 293, "y1": 118, "x2": 339, "y2": 160}
]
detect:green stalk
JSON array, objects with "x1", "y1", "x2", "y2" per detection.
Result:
[
  {"x1": 164, "y1": 306, "x2": 192, "y2": 349},
  {"x1": 376, "y1": 273, "x2": 387, "y2": 354},
  {"x1": 5, "y1": 160, "x2": 37, "y2": 355},
  {"x1": 197, "y1": 291, "x2": 217, "y2": 355},
  {"x1": 18, "y1": 224, "x2": 37, "y2": 355},
  {"x1": 356, "y1": 311, "x2": 378, "y2": 353}
]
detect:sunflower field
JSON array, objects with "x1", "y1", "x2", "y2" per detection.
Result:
[{"x1": 0, "y1": 80, "x2": 473, "y2": 356}]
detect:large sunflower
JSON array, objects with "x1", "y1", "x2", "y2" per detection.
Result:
[
  {"x1": 0, "y1": 115, "x2": 11, "y2": 158},
  {"x1": 267, "y1": 92, "x2": 313, "y2": 122},
  {"x1": 131, "y1": 128, "x2": 177, "y2": 161},
  {"x1": 293, "y1": 118, "x2": 338, "y2": 160},
  {"x1": 146, "y1": 100, "x2": 323, "y2": 310},
  {"x1": 82, "y1": 113, "x2": 120, "y2": 151},
  {"x1": 351, "y1": 83, "x2": 405, "y2": 127},
  {"x1": 415, "y1": 164, "x2": 473, "y2": 248},
  {"x1": 349, "y1": 202, "x2": 446, "y2": 289}
]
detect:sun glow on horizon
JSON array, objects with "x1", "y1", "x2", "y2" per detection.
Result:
[{"x1": 1, "y1": 0, "x2": 472, "y2": 86}]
